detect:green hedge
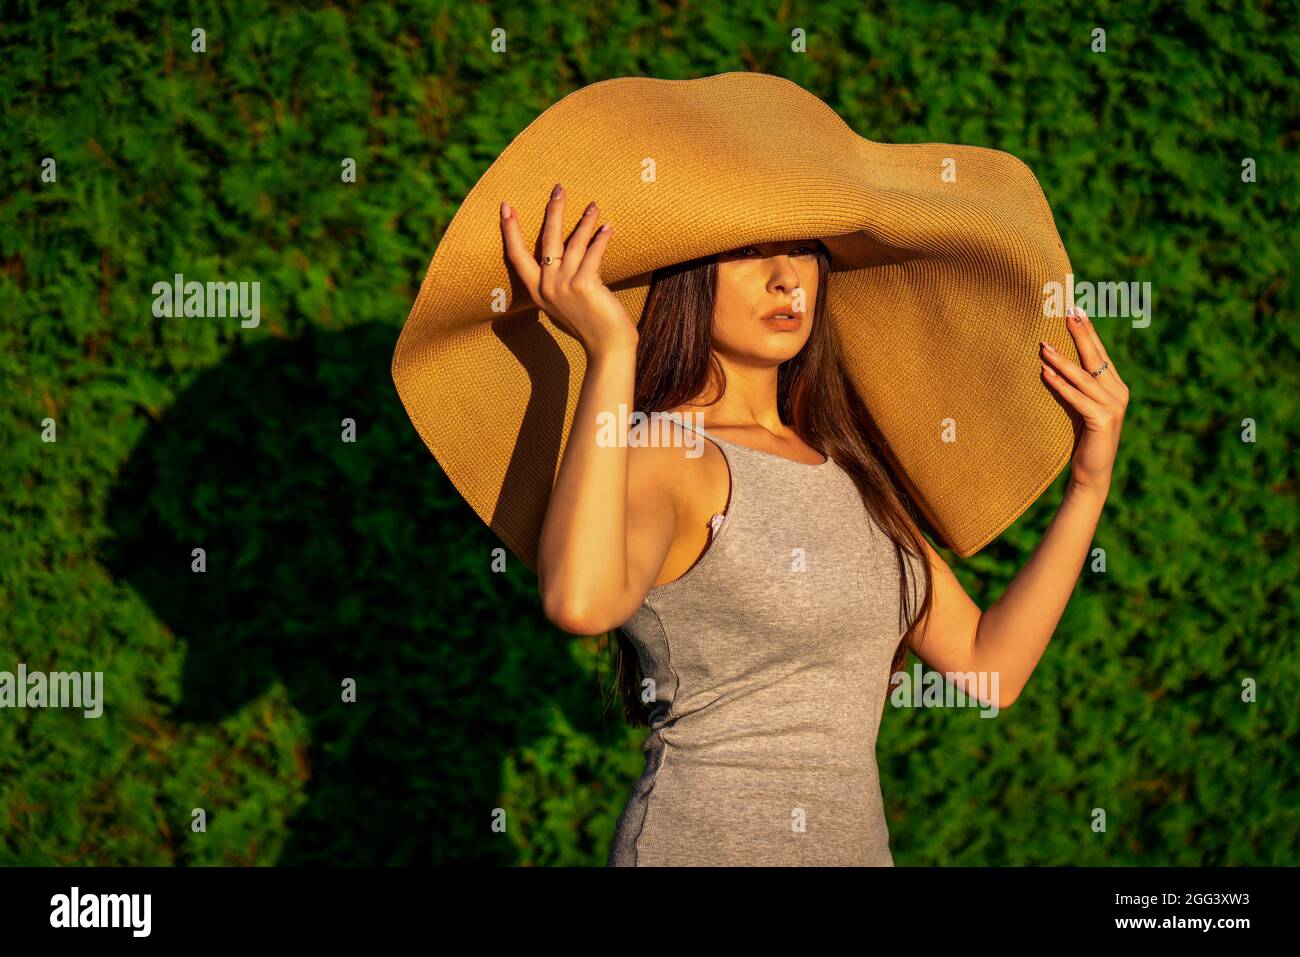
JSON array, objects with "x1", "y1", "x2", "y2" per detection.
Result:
[{"x1": 1, "y1": 0, "x2": 1296, "y2": 865}]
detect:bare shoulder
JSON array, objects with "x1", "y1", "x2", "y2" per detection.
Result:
[
  {"x1": 626, "y1": 421, "x2": 728, "y2": 517},
  {"x1": 626, "y1": 437, "x2": 688, "y2": 521},
  {"x1": 626, "y1": 424, "x2": 731, "y2": 589}
]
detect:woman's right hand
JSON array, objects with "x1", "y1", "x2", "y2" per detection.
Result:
[{"x1": 500, "y1": 184, "x2": 638, "y2": 356}]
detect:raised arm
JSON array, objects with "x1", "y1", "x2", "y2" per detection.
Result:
[
  {"x1": 906, "y1": 306, "x2": 1129, "y2": 708},
  {"x1": 500, "y1": 184, "x2": 675, "y2": 634}
]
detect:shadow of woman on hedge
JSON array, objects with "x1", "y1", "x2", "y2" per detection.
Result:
[{"x1": 100, "y1": 321, "x2": 615, "y2": 864}]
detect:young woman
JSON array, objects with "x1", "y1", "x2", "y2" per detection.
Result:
[{"x1": 503, "y1": 183, "x2": 1128, "y2": 867}]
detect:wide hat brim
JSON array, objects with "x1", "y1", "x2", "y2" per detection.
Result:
[{"x1": 392, "y1": 71, "x2": 1079, "y2": 575}]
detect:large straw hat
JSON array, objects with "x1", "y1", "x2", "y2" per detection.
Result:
[{"x1": 391, "y1": 71, "x2": 1078, "y2": 573}]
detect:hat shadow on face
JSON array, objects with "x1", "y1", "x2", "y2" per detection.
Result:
[{"x1": 100, "y1": 322, "x2": 612, "y2": 864}]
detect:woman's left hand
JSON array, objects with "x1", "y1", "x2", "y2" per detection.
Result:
[{"x1": 1040, "y1": 305, "x2": 1129, "y2": 496}]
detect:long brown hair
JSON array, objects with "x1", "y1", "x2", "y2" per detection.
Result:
[{"x1": 597, "y1": 242, "x2": 935, "y2": 726}]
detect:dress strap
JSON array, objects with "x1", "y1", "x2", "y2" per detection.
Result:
[
  {"x1": 660, "y1": 415, "x2": 732, "y2": 531},
  {"x1": 663, "y1": 413, "x2": 711, "y2": 440}
]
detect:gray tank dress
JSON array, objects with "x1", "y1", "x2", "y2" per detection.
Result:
[{"x1": 608, "y1": 419, "x2": 924, "y2": 866}]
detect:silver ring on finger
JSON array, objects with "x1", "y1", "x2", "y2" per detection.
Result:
[
  {"x1": 1090, "y1": 361, "x2": 1109, "y2": 377},
  {"x1": 540, "y1": 253, "x2": 563, "y2": 266}
]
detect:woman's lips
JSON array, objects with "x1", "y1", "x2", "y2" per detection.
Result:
[{"x1": 761, "y1": 314, "x2": 802, "y2": 330}]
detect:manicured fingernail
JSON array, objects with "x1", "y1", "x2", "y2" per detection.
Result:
[
  {"x1": 1042, "y1": 363, "x2": 1055, "y2": 376},
  {"x1": 584, "y1": 201, "x2": 596, "y2": 216},
  {"x1": 1041, "y1": 340, "x2": 1057, "y2": 354},
  {"x1": 552, "y1": 183, "x2": 563, "y2": 199},
  {"x1": 500, "y1": 201, "x2": 510, "y2": 218}
]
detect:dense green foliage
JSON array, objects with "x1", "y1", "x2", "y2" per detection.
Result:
[{"x1": 1, "y1": 1, "x2": 1296, "y2": 865}]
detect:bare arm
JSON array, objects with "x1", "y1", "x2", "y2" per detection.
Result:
[
  {"x1": 969, "y1": 480, "x2": 1108, "y2": 704},
  {"x1": 498, "y1": 184, "x2": 674, "y2": 634},
  {"x1": 537, "y1": 343, "x2": 677, "y2": 633},
  {"x1": 907, "y1": 480, "x2": 1109, "y2": 709},
  {"x1": 907, "y1": 305, "x2": 1129, "y2": 708}
]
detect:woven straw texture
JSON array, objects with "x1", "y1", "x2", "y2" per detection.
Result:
[{"x1": 392, "y1": 72, "x2": 1078, "y2": 573}]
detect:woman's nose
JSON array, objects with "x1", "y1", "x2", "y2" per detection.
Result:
[{"x1": 769, "y1": 262, "x2": 800, "y2": 290}]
